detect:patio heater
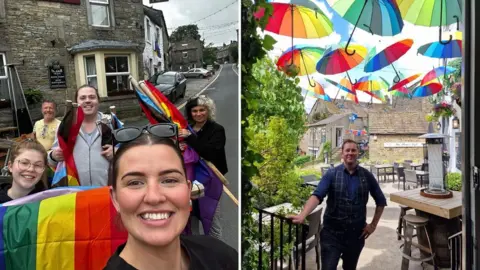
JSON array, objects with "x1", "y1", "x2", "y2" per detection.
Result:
[{"x1": 418, "y1": 133, "x2": 452, "y2": 198}]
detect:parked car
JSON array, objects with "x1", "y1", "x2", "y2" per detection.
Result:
[
  {"x1": 149, "y1": 71, "x2": 186, "y2": 103},
  {"x1": 206, "y1": 65, "x2": 215, "y2": 75},
  {"x1": 182, "y1": 68, "x2": 211, "y2": 78}
]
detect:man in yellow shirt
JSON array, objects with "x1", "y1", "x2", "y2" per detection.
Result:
[{"x1": 33, "y1": 100, "x2": 61, "y2": 150}]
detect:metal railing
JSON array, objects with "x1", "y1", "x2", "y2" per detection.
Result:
[
  {"x1": 255, "y1": 208, "x2": 309, "y2": 270},
  {"x1": 448, "y1": 231, "x2": 462, "y2": 270}
]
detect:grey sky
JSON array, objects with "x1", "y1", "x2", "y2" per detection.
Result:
[{"x1": 143, "y1": 0, "x2": 239, "y2": 47}]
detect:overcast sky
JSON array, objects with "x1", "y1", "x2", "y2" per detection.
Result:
[{"x1": 143, "y1": 0, "x2": 239, "y2": 47}]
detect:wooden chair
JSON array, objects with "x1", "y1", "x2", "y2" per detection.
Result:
[
  {"x1": 292, "y1": 207, "x2": 323, "y2": 270},
  {"x1": 404, "y1": 169, "x2": 419, "y2": 190},
  {"x1": 396, "y1": 167, "x2": 406, "y2": 190}
]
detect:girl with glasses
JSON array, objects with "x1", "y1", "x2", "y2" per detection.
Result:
[
  {"x1": 0, "y1": 139, "x2": 49, "y2": 203},
  {"x1": 104, "y1": 133, "x2": 237, "y2": 269}
]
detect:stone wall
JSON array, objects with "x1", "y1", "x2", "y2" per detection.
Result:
[
  {"x1": 369, "y1": 134, "x2": 425, "y2": 163},
  {"x1": 0, "y1": 0, "x2": 145, "y2": 124}
]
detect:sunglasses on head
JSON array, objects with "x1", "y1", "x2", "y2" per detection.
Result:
[{"x1": 112, "y1": 123, "x2": 178, "y2": 145}]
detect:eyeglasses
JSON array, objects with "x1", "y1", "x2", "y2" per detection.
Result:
[
  {"x1": 112, "y1": 123, "x2": 178, "y2": 145},
  {"x1": 16, "y1": 159, "x2": 46, "y2": 173}
]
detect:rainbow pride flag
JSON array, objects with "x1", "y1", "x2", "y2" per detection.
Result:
[{"x1": 0, "y1": 187, "x2": 127, "y2": 270}]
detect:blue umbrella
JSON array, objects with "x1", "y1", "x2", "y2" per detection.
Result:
[{"x1": 418, "y1": 39, "x2": 462, "y2": 59}]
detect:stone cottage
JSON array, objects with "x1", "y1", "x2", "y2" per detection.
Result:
[
  {"x1": 0, "y1": 0, "x2": 146, "y2": 129},
  {"x1": 301, "y1": 96, "x2": 433, "y2": 163},
  {"x1": 170, "y1": 39, "x2": 203, "y2": 71}
]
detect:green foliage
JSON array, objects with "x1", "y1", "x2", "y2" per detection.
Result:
[
  {"x1": 297, "y1": 167, "x2": 322, "y2": 178},
  {"x1": 446, "y1": 172, "x2": 462, "y2": 191},
  {"x1": 170, "y1": 24, "x2": 201, "y2": 42},
  {"x1": 293, "y1": 155, "x2": 312, "y2": 166},
  {"x1": 24, "y1": 89, "x2": 43, "y2": 105},
  {"x1": 320, "y1": 141, "x2": 332, "y2": 158},
  {"x1": 229, "y1": 44, "x2": 239, "y2": 63},
  {"x1": 203, "y1": 43, "x2": 218, "y2": 65}
]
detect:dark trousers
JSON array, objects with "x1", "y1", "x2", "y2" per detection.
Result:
[{"x1": 320, "y1": 227, "x2": 365, "y2": 270}]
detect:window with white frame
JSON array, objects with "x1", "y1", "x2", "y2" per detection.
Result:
[
  {"x1": 0, "y1": 53, "x2": 8, "y2": 100},
  {"x1": 89, "y1": 0, "x2": 110, "y2": 27},
  {"x1": 146, "y1": 18, "x2": 151, "y2": 42},
  {"x1": 84, "y1": 56, "x2": 98, "y2": 89},
  {"x1": 104, "y1": 55, "x2": 130, "y2": 95},
  {"x1": 155, "y1": 27, "x2": 160, "y2": 42}
]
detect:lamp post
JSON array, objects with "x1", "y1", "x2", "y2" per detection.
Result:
[{"x1": 418, "y1": 133, "x2": 452, "y2": 198}]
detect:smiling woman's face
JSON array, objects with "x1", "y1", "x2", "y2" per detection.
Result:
[{"x1": 111, "y1": 144, "x2": 191, "y2": 247}]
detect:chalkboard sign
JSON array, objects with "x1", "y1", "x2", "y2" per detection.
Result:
[{"x1": 49, "y1": 62, "x2": 67, "y2": 89}]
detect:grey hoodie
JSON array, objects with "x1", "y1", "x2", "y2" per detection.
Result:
[{"x1": 48, "y1": 112, "x2": 113, "y2": 186}]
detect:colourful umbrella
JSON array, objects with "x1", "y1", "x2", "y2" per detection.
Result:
[
  {"x1": 421, "y1": 66, "x2": 456, "y2": 85},
  {"x1": 316, "y1": 44, "x2": 367, "y2": 85},
  {"x1": 277, "y1": 45, "x2": 325, "y2": 86},
  {"x1": 412, "y1": 82, "x2": 443, "y2": 98},
  {"x1": 389, "y1": 73, "x2": 421, "y2": 91},
  {"x1": 267, "y1": 0, "x2": 319, "y2": 12},
  {"x1": 391, "y1": 86, "x2": 411, "y2": 97},
  {"x1": 304, "y1": 82, "x2": 331, "y2": 101},
  {"x1": 364, "y1": 38, "x2": 413, "y2": 82},
  {"x1": 326, "y1": 0, "x2": 403, "y2": 56},
  {"x1": 354, "y1": 75, "x2": 389, "y2": 103},
  {"x1": 254, "y1": 3, "x2": 333, "y2": 39},
  {"x1": 397, "y1": 0, "x2": 462, "y2": 43},
  {"x1": 418, "y1": 39, "x2": 462, "y2": 59}
]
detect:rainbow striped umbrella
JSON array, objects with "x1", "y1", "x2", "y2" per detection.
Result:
[
  {"x1": 354, "y1": 75, "x2": 389, "y2": 103},
  {"x1": 364, "y1": 38, "x2": 413, "y2": 82},
  {"x1": 418, "y1": 39, "x2": 462, "y2": 59},
  {"x1": 421, "y1": 66, "x2": 456, "y2": 85},
  {"x1": 324, "y1": 77, "x2": 358, "y2": 103},
  {"x1": 326, "y1": 0, "x2": 404, "y2": 37},
  {"x1": 412, "y1": 82, "x2": 443, "y2": 97},
  {"x1": 254, "y1": 3, "x2": 333, "y2": 39},
  {"x1": 307, "y1": 82, "x2": 331, "y2": 101},
  {"x1": 267, "y1": 0, "x2": 319, "y2": 11},
  {"x1": 389, "y1": 73, "x2": 421, "y2": 91},
  {"x1": 391, "y1": 86, "x2": 411, "y2": 98},
  {"x1": 277, "y1": 45, "x2": 325, "y2": 86},
  {"x1": 316, "y1": 44, "x2": 367, "y2": 76},
  {"x1": 397, "y1": 0, "x2": 462, "y2": 43}
]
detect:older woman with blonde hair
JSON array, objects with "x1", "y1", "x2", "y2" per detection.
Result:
[{"x1": 179, "y1": 95, "x2": 227, "y2": 240}]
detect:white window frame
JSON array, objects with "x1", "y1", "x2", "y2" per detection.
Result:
[
  {"x1": 104, "y1": 55, "x2": 130, "y2": 94},
  {"x1": 84, "y1": 55, "x2": 97, "y2": 88},
  {"x1": 89, "y1": 0, "x2": 111, "y2": 27},
  {"x1": 0, "y1": 53, "x2": 6, "y2": 80},
  {"x1": 182, "y1": 52, "x2": 188, "y2": 58},
  {"x1": 146, "y1": 18, "x2": 151, "y2": 43}
]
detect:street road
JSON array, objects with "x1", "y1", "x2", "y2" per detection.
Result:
[{"x1": 123, "y1": 64, "x2": 239, "y2": 250}]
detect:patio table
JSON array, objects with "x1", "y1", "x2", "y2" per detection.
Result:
[
  {"x1": 374, "y1": 164, "x2": 395, "y2": 182},
  {"x1": 390, "y1": 188, "x2": 462, "y2": 268}
]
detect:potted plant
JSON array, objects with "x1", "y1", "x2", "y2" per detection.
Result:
[{"x1": 426, "y1": 101, "x2": 456, "y2": 122}]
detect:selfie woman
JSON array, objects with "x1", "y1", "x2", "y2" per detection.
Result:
[{"x1": 104, "y1": 123, "x2": 237, "y2": 270}]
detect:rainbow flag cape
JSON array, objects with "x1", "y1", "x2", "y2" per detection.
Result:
[
  {"x1": 0, "y1": 187, "x2": 127, "y2": 270},
  {"x1": 134, "y1": 81, "x2": 223, "y2": 235},
  {"x1": 51, "y1": 106, "x2": 84, "y2": 186}
]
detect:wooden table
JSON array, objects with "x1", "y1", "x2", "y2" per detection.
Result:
[{"x1": 390, "y1": 188, "x2": 462, "y2": 268}]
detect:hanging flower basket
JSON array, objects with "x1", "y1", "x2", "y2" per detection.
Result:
[{"x1": 426, "y1": 101, "x2": 456, "y2": 122}]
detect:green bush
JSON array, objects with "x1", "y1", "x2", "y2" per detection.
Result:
[
  {"x1": 24, "y1": 89, "x2": 43, "y2": 105},
  {"x1": 293, "y1": 155, "x2": 311, "y2": 166},
  {"x1": 297, "y1": 167, "x2": 321, "y2": 178},
  {"x1": 446, "y1": 172, "x2": 462, "y2": 191}
]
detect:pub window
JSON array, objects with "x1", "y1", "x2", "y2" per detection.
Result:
[
  {"x1": 89, "y1": 0, "x2": 110, "y2": 27},
  {"x1": 0, "y1": 53, "x2": 8, "y2": 100},
  {"x1": 104, "y1": 55, "x2": 130, "y2": 95},
  {"x1": 84, "y1": 56, "x2": 97, "y2": 89}
]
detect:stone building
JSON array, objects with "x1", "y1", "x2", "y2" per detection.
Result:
[
  {"x1": 143, "y1": 5, "x2": 169, "y2": 79},
  {"x1": 170, "y1": 39, "x2": 203, "y2": 71},
  {"x1": 301, "y1": 97, "x2": 433, "y2": 163},
  {"x1": 0, "y1": 0, "x2": 146, "y2": 128},
  {"x1": 216, "y1": 40, "x2": 237, "y2": 63}
]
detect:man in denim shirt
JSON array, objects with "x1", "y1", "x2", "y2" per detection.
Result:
[{"x1": 291, "y1": 139, "x2": 387, "y2": 270}]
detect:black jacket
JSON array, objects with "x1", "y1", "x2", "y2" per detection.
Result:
[
  {"x1": 186, "y1": 120, "x2": 228, "y2": 175},
  {"x1": 0, "y1": 182, "x2": 43, "y2": 204},
  {"x1": 103, "y1": 235, "x2": 238, "y2": 270}
]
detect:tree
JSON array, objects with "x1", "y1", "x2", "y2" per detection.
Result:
[
  {"x1": 170, "y1": 24, "x2": 201, "y2": 42},
  {"x1": 203, "y1": 43, "x2": 218, "y2": 65},
  {"x1": 229, "y1": 44, "x2": 238, "y2": 63}
]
